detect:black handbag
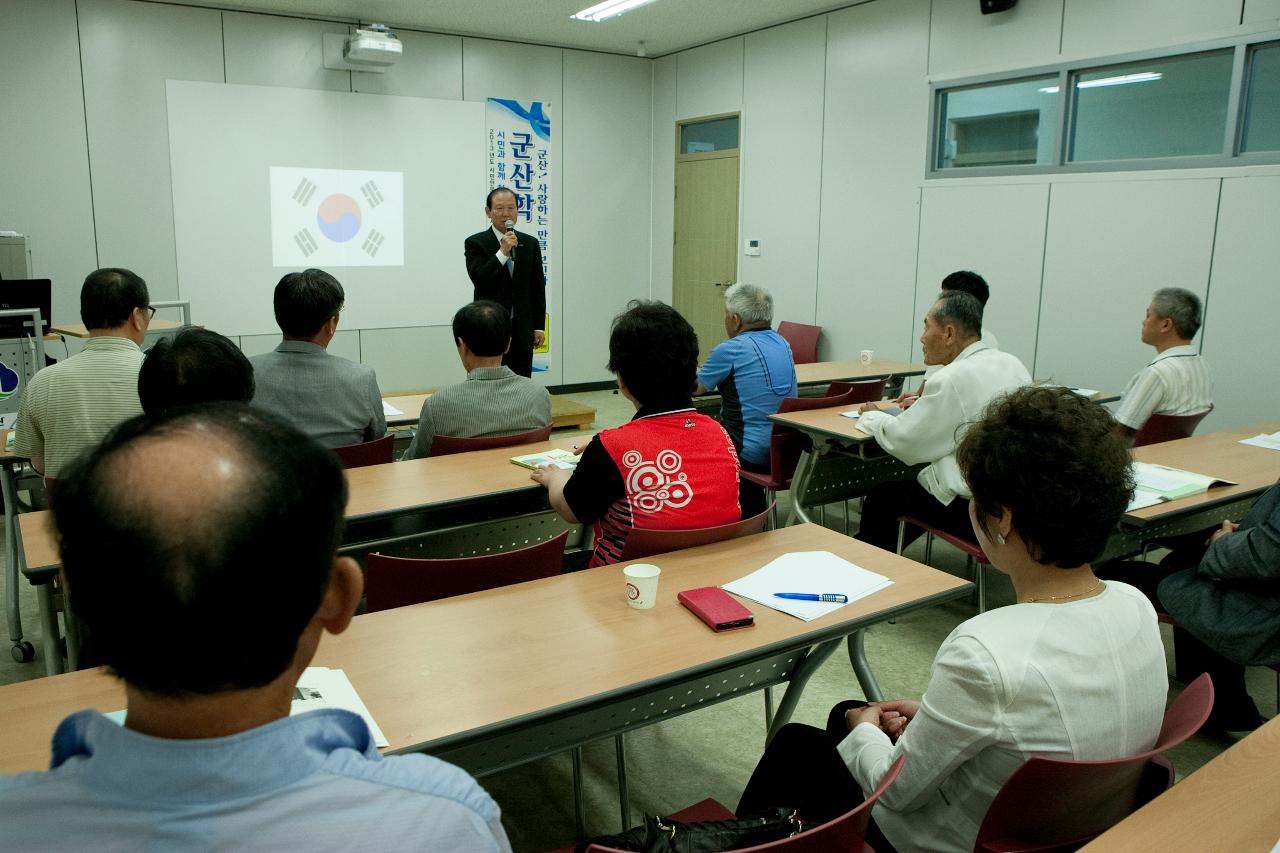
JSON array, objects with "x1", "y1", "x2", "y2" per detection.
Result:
[{"x1": 574, "y1": 808, "x2": 807, "y2": 852}]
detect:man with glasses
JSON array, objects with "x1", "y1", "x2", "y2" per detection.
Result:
[{"x1": 14, "y1": 267, "x2": 152, "y2": 479}]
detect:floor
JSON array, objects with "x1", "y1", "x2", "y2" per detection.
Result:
[{"x1": 1, "y1": 386, "x2": 1273, "y2": 852}]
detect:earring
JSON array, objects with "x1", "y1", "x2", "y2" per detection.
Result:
[{"x1": 995, "y1": 533, "x2": 1006, "y2": 546}]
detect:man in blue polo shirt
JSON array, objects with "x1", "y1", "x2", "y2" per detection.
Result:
[{"x1": 695, "y1": 282, "x2": 797, "y2": 515}]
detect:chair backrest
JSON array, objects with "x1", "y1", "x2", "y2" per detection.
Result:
[
  {"x1": 428, "y1": 424, "x2": 554, "y2": 457},
  {"x1": 825, "y1": 378, "x2": 887, "y2": 404},
  {"x1": 363, "y1": 529, "x2": 569, "y2": 612},
  {"x1": 585, "y1": 755, "x2": 906, "y2": 853},
  {"x1": 1133, "y1": 405, "x2": 1212, "y2": 447},
  {"x1": 761, "y1": 391, "x2": 858, "y2": 487},
  {"x1": 973, "y1": 673, "x2": 1214, "y2": 853},
  {"x1": 617, "y1": 502, "x2": 774, "y2": 562},
  {"x1": 776, "y1": 321, "x2": 821, "y2": 364},
  {"x1": 332, "y1": 434, "x2": 395, "y2": 469}
]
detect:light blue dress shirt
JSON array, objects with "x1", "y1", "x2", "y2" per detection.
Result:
[{"x1": 0, "y1": 708, "x2": 511, "y2": 852}]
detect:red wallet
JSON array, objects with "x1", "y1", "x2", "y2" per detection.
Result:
[{"x1": 678, "y1": 587, "x2": 755, "y2": 632}]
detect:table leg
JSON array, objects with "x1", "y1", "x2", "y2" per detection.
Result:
[
  {"x1": 765, "y1": 638, "x2": 841, "y2": 743},
  {"x1": 36, "y1": 581, "x2": 64, "y2": 676},
  {"x1": 784, "y1": 449, "x2": 818, "y2": 526},
  {"x1": 614, "y1": 734, "x2": 630, "y2": 830},
  {"x1": 1, "y1": 462, "x2": 23, "y2": 650},
  {"x1": 847, "y1": 629, "x2": 883, "y2": 702},
  {"x1": 63, "y1": 588, "x2": 81, "y2": 671},
  {"x1": 572, "y1": 745, "x2": 586, "y2": 839}
]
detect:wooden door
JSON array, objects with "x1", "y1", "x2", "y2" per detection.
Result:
[{"x1": 673, "y1": 151, "x2": 739, "y2": 359}]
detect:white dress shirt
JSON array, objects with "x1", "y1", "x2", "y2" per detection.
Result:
[
  {"x1": 838, "y1": 582, "x2": 1167, "y2": 853},
  {"x1": 858, "y1": 341, "x2": 1030, "y2": 504},
  {"x1": 1113, "y1": 344, "x2": 1213, "y2": 430}
]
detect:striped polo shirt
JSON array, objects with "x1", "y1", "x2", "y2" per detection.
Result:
[
  {"x1": 13, "y1": 336, "x2": 145, "y2": 478},
  {"x1": 1113, "y1": 344, "x2": 1213, "y2": 431}
]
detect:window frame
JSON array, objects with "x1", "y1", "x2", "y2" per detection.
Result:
[{"x1": 926, "y1": 30, "x2": 1280, "y2": 179}]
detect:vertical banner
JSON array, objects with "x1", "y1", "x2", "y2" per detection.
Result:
[{"x1": 486, "y1": 98, "x2": 553, "y2": 374}]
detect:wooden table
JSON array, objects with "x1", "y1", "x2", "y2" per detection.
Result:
[
  {"x1": 1080, "y1": 713, "x2": 1280, "y2": 851},
  {"x1": 49, "y1": 318, "x2": 183, "y2": 338},
  {"x1": 0, "y1": 429, "x2": 37, "y2": 663},
  {"x1": 383, "y1": 393, "x2": 596, "y2": 430},
  {"x1": 793, "y1": 358, "x2": 926, "y2": 386},
  {"x1": 0, "y1": 524, "x2": 971, "y2": 781}
]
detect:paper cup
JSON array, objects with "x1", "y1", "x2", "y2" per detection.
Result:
[
  {"x1": 623, "y1": 563, "x2": 661, "y2": 609},
  {"x1": 859, "y1": 349, "x2": 874, "y2": 366}
]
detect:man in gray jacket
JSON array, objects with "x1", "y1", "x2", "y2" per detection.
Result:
[
  {"x1": 251, "y1": 269, "x2": 385, "y2": 449},
  {"x1": 402, "y1": 300, "x2": 551, "y2": 459}
]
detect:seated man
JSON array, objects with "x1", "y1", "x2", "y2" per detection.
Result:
[
  {"x1": 694, "y1": 282, "x2": 797, "y2": 515},
  {"x1": 137, "y1": 326, "x2": 254, "y2": 413},
  {"x1": 1113, "y1": 287, "x2": 1212, "y2": 443},
  {"x1": 898, "y1": 270, "x2": 1000, "y2": 409},
  {"x1": 14, "y1": 268, "x2": 152, "y2": 480},
  {"x1": 0, "y1": 404, "x2": 510, "y2": 851},
  {"x1": 402, "y1": 300, "x2": 551, "y2": 459},
  {"x1": 251, "y1": 268, "x2": 386, "y2": 449},
  {"x1": 856, "y1": 291, "x2": 1030, "y2": 553},
  {"x1": 532, "y1": 301, "x2": 741, "y2": 566}
]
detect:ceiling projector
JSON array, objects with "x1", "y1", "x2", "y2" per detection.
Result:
[{"x1": 344, "y1": 25, "x2": 402, "y2": 67}]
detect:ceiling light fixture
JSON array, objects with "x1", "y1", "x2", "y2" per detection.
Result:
[
  {"x1": 571, "y1": 0, "x2": 657, "y2": 23},
  {"x1": 1038, "y1": 71, "x2": 1163, "y2": 94}
]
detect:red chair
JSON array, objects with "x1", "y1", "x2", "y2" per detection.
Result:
[
  {"x1": 777, "y1": 321, "x2": 822, "y2": 365},
  {"x1": 896, "y1": 515, "x2": 990, "y2": 613},
  {"x1": 572, "y1": 755, "x2": 906, "y2": 853},
  {"x1": 740, "y1": 391, "x2": 859, "y2": 522},
  {"x1": 973, "y1": 673, "x2": 1214, "y2": 853},
  {"x1": 363, "y1": 530, "x2": 569, "y2": 612},
  {"x1": 1133, "y1": 406, "x2": 1212, "y2": 447},
  {"x1": 428, "y1": 424, "x2": 553, "y2": 457},
  {"x1": 826, "y1": 378, "x2": 888, "y2": 403},
  {"x1": 617, "y1": 502, "x2": 774, "y2": 562},
  {"x1": 332, "y1": 434, "x2": 395, "y2": 469}
]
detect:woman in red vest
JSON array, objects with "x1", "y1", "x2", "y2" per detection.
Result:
[{"x1": 532, "y1": 300, "x2": 741, "y2": 567}]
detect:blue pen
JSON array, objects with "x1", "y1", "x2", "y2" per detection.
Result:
[{"x1": 774, "y1": 592, "x2": 849, "y2": 603}]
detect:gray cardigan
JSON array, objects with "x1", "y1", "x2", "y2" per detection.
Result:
[
  {"x1": 1159, "y1": 482, "x2": 1280, "y2": 666},
  {"x1": 250, "y1": 341, "x2": 386, "y2": 449},
  {"x1": 402, "y1": 365, "x2": 551, "y2": 459}
]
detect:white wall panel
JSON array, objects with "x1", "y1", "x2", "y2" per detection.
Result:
[
  {"x1": 1062, "y1": 0, "x2": 1244, "y2": 57},
  {"x1": 1243, "y1": 0, "x2": 1280, "y2": 23},
  {"x1": 1036, "y1": 179, "x2": 1220, "y2": 395},
  {"x1": 740, "y1": 17, "x2": 826, "y2": 328},
  {"x1": 650, "y1": 55, "x2": 677, "y2": 305},
  {"x1": 816, "y1": 0, "x2": 931, "y2": 362},
  {"x1": 0, "y1": 0, "x2": 98, "y2": 324},
  {"x1": 675, "y1": 37, "x2": 744, "y2": 119},
  {"x1": 928, "y1": 0, "x2": 1064, "y2": 77},
  {"x1": 78, "y1": 0, "x2": 224, "y2": 303},
  {"x1": 353, "y1": 30, "x2": 463, "y2": 99},
  {"x1": 360, "y1": 326, "x2": 458, "y2": 393},
  {"x1": 1199, "y1": 176, "x2": 1280, "y2": 432},
  {"x1": 562, "y1": 51, "x2": 652, "y2": 384},
  {"x1": 913, "y1": 184, "x2": 1049, "y2": 373},
  {"x1": 223, "y1": 11, "x2": 350, "y2": 91}
]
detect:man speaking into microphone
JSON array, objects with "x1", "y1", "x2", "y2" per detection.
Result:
[{"x1": 463, "y1": 187, "x2": 547, "y2": 378}]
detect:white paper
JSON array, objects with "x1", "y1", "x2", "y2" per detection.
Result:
[
  {"x1": 292, "y1": 667, "x2": 389, "y2": 747},
  {"x1": 1069, "y1": 388, "x2": 1099, "y2": 398},
  {"x1": 722, "y1": 551, "x2": 893, "y2": 622},
  {"x1": 381, "y1": 400, "x2": 404, "y2": 417},
  {"x1": 839, "y1": 409, "x2": 861, "y2": 419},
  {"x1": 1126, "y1": 491, "x2": 1166, "y2": 512},
  {"x1": 1240, "y1": 432, "x2": 1280, "y2": 451},
  {"x1": 103, "y1": 668, "x2": 388, "y2": 747}
]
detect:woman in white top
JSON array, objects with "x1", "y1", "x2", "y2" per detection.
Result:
[{"x1": 737, "y1": 386, "x2": 1169, "y2": 853}]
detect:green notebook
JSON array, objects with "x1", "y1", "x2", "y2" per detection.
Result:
[{"x1": 511, "y1": 448, "x2": 578, "y2": 470}]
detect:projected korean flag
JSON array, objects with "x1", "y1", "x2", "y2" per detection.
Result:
[{"x1": 269, "y1": 167, "x2": 403, "y2": 267}]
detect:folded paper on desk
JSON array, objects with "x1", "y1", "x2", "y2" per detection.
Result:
[
  {"x1": 104, "y1": 667, "x2": 389, "y2": 747},
  {"x1": 722, "y1": 551, "x2": 893, "y2": 621},
  {"x1": 840, "y1": 406, "x2": 902, "y2": 420},
  {"x1": 1127, "y1": 461, "x2": 1237, "y2": 511},
  {"x1": 511, "y1": 448, "x2": 578, "y2": 470},
  {"x1": 381, "y1": 400, "x2": 404, "y2": 417},
  {"x1": 1240, "y1": 432, "x2": 1280, "y2": 451}
]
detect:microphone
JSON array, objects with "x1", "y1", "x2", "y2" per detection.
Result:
[{"x1": 504, "y1": 219, "x2": 517, "y2": 259}]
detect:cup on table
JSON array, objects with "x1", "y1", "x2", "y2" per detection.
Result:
[
  {"x1": 860, "y1": 349, "x2": 874, "y2": 366},
  {"x1": 623, "y1": 563, "x2": 661, "y2": 609}
]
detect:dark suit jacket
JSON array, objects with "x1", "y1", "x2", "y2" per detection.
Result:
[
  {"x1": 1159, "y1": 481, "x2": 1280, "y2": 666},
  {"x1": 464, "y1": 227, "x2": 547, "y2": 357}
]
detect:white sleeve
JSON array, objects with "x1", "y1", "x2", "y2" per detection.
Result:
[
  {"x1": 858, "y1": 377, "x2": 964, "y2": 466},
  {"x1": 1113, "y1": 368, "x2": 1165, "y2": 430},
  {"x1": 838, "y1": 634, "x2": 1003, "y2": 813}
]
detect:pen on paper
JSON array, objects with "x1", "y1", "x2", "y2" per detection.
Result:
[{"x1": 773, "y1": 592, "x2": 849, "y2": 603}]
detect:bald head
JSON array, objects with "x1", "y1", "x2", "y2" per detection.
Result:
[{"x1": 52, "y1": 404, "x2": 348, "y2": 695}]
